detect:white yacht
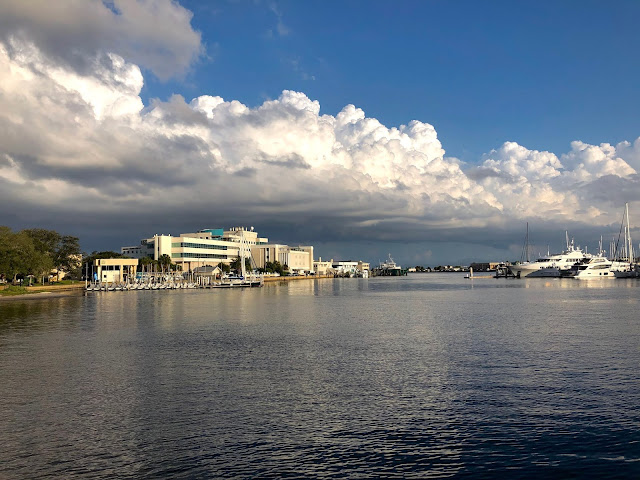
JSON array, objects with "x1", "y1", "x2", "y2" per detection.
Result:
[
  {"x1": 508, "y1": 233, "x2": 590, "y2": 278},
  {"x1": 563, "y1": 255, "x2": 620, "y2": 279}
]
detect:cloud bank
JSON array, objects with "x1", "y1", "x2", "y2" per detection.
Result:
[{"x1": 0, "y1": 1, "x2": 638, "y2": 261}]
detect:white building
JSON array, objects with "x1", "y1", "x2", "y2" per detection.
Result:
[
  {"x1": 332, "y1": 260, "x2": 359, "y2": 276},
  {"x1": 121, "y1": 227, "x2": 269, "y2": 271},
  {"x1": 328, "y1": 260, "x2": 370, "y2": 277},
  {"x1": 314, "y1": 257, "x2": 334, "y2": 275},
  {"x1": 94, "y1": 258, "x2": 138, "y2": 283}
]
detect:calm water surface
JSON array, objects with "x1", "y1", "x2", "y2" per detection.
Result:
[{"x1": 1, "y1": 274, "x2": 639, "y2": 478}]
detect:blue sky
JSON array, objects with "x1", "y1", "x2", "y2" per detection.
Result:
[
  {"x1": 1, "y1": 0, "x2": 640, "y2": 265},
  {"x1": 147, "y1": 0, "x2": 640, "y2": 163}
]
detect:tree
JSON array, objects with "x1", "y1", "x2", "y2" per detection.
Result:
[
  {"x1": 230, "y1": 256, "x2": 242, "y2": 272},
  {"x1": 262, "y1": 260, "x2": 286, "y2": 276},
  {"x1": 0, "y1": 228, "x2": 51, "y2": 283},
  {"x1": 139, "y1": 256, "x2": 153, "y2": 274},
  {"x1": 230, "y1": 256, "x2": 253, "y2": 273},
  {"x1": 218, "y1": 262, "x2": 231, "y2": 273},
  {"x1": 0, "y1": 227, "x2": 25, "y2": 282},
  {"x1": 158, "y1": 254, "x2": 172, "y2": 273},
  {"x1": 54, "y1": 235, "x2": 81, "y2": 278},
  {"x1": 22, "y1": 228, "x2": 81, "y2": 280},
  {"x1": 22, "y1": 228, "x2": 60, "y2": 258}
]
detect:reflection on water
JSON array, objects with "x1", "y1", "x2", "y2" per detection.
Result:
[{"x1": 1, "y1": 275, "x2": 639, "y2": 478}]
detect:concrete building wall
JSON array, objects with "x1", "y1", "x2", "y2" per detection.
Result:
[
  {"x1": 287, "y1": 250, "x2": 312, "y2": 272},
  {"x1": 156, "y1": 235, "x2": 172, "y2": 260}
]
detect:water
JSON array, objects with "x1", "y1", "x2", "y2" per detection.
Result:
[{"x1": 1, "y1": 274, "x2": 639, "y2": 478}]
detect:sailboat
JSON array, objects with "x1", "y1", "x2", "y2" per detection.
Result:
[{"x1": 613, "y1": 203, "x2": 638, "y2": 278}]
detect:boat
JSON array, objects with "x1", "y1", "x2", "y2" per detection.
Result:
[
  {"x1": 563, "y1": 254, "x2": 617, "y2": 279},
  {"x1": 612, "y1": 203, "x2": 637, "y2": 278},
  {"x1": 563, "y1": 233, "x2": 628, "y2": 279},
  {"x1": 508, "y1": 229, "x2": 591, "y2": 278},
  {"x1": 373, "y1": 254, "x2": 408, "y2": 276}
]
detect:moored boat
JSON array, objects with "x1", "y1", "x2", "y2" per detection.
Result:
[{"x1": 508, "y1": 231, "x2": 590, "y2": 278}]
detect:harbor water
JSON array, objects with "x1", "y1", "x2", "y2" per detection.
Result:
[{"x1": 1, "y1": 274, "x2": 639, "y2": 478}]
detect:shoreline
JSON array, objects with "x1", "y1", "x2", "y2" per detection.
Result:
[
  {"x1": 0, "y1": 283, "x2": 86, "y2": 302},
  {"x1": 0, "y1": 275, "x2": 338, "y2": 301}
]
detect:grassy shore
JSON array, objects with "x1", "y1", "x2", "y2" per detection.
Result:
[{"x1": 0, "y1": 282, "x2": 85, "y2": 298}]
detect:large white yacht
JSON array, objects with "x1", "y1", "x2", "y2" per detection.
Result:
[
  {"x1": 508, "y1": 235, "x2": 591, "y2": 278},
  {"x1": 563, "y1": 255, "x2": 616, "y2": 279}
]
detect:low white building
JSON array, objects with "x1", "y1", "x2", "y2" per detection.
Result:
[
  {"x1": 332, "y1": 260, "x2": 359, "y2": 275},
  {"x1": 314, "y1": 257, "x2": 334, "y2": 275},
  {"x1": 94, "y1": 258, "x2": 138, "y2": 283}
]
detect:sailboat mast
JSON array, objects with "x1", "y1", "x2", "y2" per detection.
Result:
[
  {"x1": 240, "y1": 228, "x2": 247, "y2": 278},
  {"x1": 625, "y1": 202, "x2": 632, "y2": 262},
  {"x1": 600, "y1": 236, "x2": 603, "y2": 256},
  {"x1": 526, "y1": 222, "x2": 530, "y2": 263}
]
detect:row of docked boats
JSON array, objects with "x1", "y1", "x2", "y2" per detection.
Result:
[
  {"x1": 508, "y1": 204, "x2": 639, "y2": 280},
  {"x1": 86, "y1": 281, "x2": 200, "y2": 291},
  {"x1": 507, "y1": 242, "x2": 639, "y2": 279}
]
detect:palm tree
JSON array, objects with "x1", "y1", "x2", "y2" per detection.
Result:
[
  {"x1": 139, "y1": 256, "x2": 152, "y2": 274},
  {"x1": 158, "y1": 254, "x2": 172, "y2": 273}
]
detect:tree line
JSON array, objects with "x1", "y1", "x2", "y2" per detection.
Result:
[{"x1": 0, "y1": 227, "x2": 81, "y2": 283}]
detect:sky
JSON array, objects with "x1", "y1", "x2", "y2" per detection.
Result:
[{"x1": 1, "y1": 0, "x2": 640, "y2": 266}]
